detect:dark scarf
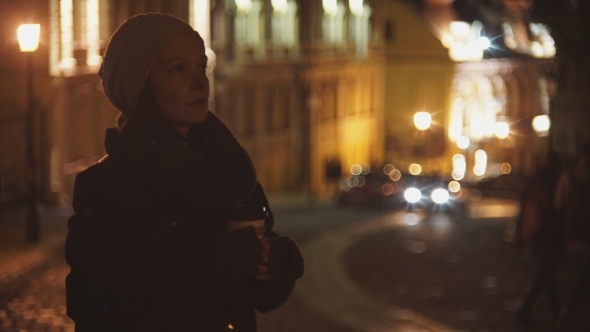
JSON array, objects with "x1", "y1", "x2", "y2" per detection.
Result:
[{"x1": 103, "y1": 112, "x2": 258, "y2": 213}]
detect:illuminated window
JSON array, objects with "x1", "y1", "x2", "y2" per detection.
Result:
[
  {"x1": 322, "y1": 0, "x2": 346, "y2": 45},
  {"x1": 190, "y1": 0, "x2": 210, "y2": 46},
  {"x1": 50, "y1": 0, "x2": 108, "y2": 75},
  {"x1": 60, "y1": 0, "x2": 76, "y2": 70},
  {"x1": 86, "y1": 0, "x2": 102, "y2": 66},
  {"x1": 235, "y1": 0, "x2": 263, "y2": 49},
  {"x1": 348, "y1": 2, "x2": 371, "y2": 58},
  {"x1": 271, "y1": 0, "x2": 298, "y2": 48},
  {"x1": 449, "y1": 76, "x2": 507, "y2": 143}
]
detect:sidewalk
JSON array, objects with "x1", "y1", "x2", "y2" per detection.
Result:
[{"x1": 0, "y1": 203, "x2": 71, "y2": 304}]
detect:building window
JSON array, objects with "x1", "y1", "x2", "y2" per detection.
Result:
[
  {"x1": 50, "y1": 0, "x2": 107, "y2": 76},
  {"x1": 234, "y1": 0, "x2": 263, "y2": 50},
  {"x1": 322, "y1": 0, "x2": 346, "y2": 45},
  {"x1": 348, "y1": 0, "x2": 371, "y2": 58},
  {"x1": 271, "y1": 0, "x2": 298, "y2": 48}
]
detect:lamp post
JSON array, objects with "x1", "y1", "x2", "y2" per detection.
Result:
[{"x1": 17, "y1": 23, "x2": 40, "y2": 243}]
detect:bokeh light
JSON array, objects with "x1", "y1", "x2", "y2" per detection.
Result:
[
  {"x1": 413, "y1": 112, "x2": 432, "y2": 131},
  {"x1": 360, "y1": 163, "x2": 371, "y2": 175},
  {"x1": 350, "y1": 164, "x2": 362, "y2": 175},
  {"x1": 448, "y1": 181, "x2": 461, "y2": 193},
  {"x1": 452, "y1": 170, "x2": 465, "y2": 181},
  {"x1": 494, "y1": 122, "x2": 510, "y2": 139},
  {"x1": 404, "y1": 187, "x2": 421, "y2": 203},
  {"x1": 382, "y1": 183, "x2": 394, "y2": 195},
  {"x1": 383, "y1": 164, "x2": 395, "y2": 175},
  {"x1": 501, "y1": 163, "x2": 512, "y2": 174},
  {"x1": 532, "y1": 115, "x2": 550, "y2": 133},
  {"x1": 473, "y1": 164, "x2": 486, "y2": 176},
  {"x1": 409, "y1": 163, "x2": 422, "y2": 175},
  {"x1": 390, "y1": 169, "x2": 402, "y2": 181},
  {"x1": 457, "y1": 136, "x2": 470, "y2": 150}
]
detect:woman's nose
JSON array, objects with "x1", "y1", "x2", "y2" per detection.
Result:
[{"x1": 190, "y1": 71, "x2": 208, "y2": 91}]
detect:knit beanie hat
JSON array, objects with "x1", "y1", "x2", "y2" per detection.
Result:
[{"x1": 99, "y1": 13, "x2": 200, "y2": 115}]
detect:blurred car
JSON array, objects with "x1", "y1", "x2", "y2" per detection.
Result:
[
  {"x1": 465, "y1": 172, "x2": 530, "y2": 199},
  {"x1": 338, "y1": 169, "x2": 467, "y2": 217}
]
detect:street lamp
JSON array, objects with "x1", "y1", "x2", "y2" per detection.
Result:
[
  {"x1": 413, "y1": 111, "x2": 432, "y2": 131},
  {"x1": 17, "y1": 23, "x2": 40, "y2": 242}
]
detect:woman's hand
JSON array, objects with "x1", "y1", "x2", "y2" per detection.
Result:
[{"x1": 257, "y1": 235, "x2": 270, "y2": 281}]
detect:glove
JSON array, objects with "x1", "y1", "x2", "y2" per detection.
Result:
[{"x1": 266, "y1": 237, "x2": 304, "y2": 282}]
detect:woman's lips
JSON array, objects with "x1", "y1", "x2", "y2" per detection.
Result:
[{"x1": 187, "y1": 100, "x2": 207, "y2": 106}]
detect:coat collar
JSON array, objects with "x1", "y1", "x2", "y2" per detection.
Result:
[{"x1": 102, "y1": 112, "x2": 258, "y2": 211}]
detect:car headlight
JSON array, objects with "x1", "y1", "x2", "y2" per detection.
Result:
[
  {"x1": 404, "y1": 187, "x2": 421, "y2": 203},
  {"x1": 431, "y1": 188, "x2": 450, "y2": 204}
]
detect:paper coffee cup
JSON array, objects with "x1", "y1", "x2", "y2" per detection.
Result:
[{"x1": 227, "y1": 219, "x2": 266, "y2": 239}]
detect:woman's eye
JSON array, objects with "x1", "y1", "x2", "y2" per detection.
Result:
[{"x1": 172, "y1": 65, "x2": 184, "y2": 73}]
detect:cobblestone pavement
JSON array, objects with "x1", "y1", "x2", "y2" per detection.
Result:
[
  {"x1": 0, "y1": 203, "x2": 377, "y2": 332},
  {"x1": 0, "y1": 256, "x2": 358, "y2": 332},
  {"x1": 0, "y1": 260, "x2": 74, "y2": 332}
]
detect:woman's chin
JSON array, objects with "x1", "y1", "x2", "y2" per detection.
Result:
[{"x1": 192, "y1": 109, "x2": 209, "y2": 123}]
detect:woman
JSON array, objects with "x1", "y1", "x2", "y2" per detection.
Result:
[{"x1": 65, "y1": 13, "x2": 303, "y2": 332}]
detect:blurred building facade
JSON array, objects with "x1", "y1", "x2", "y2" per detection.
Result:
[
  {"x1": 0, "y1": 0, "x2": 560, "y2": 203},
  {"x1": 380, "y1": 0, "x2": 555, "y2": 182},
  {"x1": 0, "y1": 0, "x2": 386, "y2": 203}
]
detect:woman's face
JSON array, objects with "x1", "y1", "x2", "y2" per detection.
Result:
[{"x1": 150, "y1": 33, "x2": 209, "y2": 135}]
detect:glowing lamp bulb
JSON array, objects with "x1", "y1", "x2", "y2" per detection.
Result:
[
  {"x1": 414, "y1": 112, "x2": 432, "y2": 131},
  {"x1": 17, "y1": 24, "x2": 40, "y2": 52}
]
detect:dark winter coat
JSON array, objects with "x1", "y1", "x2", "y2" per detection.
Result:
[{"x1": 65, "y1": 112, "x2": 303, "y2": 332}]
